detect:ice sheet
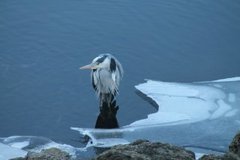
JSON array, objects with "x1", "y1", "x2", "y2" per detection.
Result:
[
  {"x1": 212, "y1": 77, "x2": 240, "y2": 82},
  {"x1": 71, "y1": 77, "x2": 240, "y2": 155},
  {"x1": 132, "y1": 79, "x2": 237, "y2": 126},
  {"x1": 0, "y1": 136, "x2": 79, "y2": 159},
  {"x1": 0, "y1": 143, "x2": 27, "y2": 160}
]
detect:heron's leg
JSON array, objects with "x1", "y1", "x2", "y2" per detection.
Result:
[
  {"x1": 99, "y1": 93, "x2": 104, "y2": 110},
  {"x1": 107, "y1": 93, "x2": 116, "y2": 108},
  {"x1": 99, "y1": 93, "x2": 110, "y2": 109},
  {"x1": 106, "y1": 93, "x2": 111, "y2": 107},
  {"x1": 95, "y1": 93, "x2": 119, "y2": 129},
  {"x1": 100, "y1": 93, "x2": 109, "y2": 107},
  {"x1": 99, "y1": 93, "x2": 117, "y2": 110},
  {"x1": 110, "y1": 93, "x2": 116, "y2": 104}
]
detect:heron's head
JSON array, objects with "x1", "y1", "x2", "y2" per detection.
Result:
[{"x1": 80, "y1": 54, "x2": 111, "y2": 70}]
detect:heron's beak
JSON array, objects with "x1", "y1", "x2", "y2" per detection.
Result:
[{"x1": 80, "y1": 63, "x2": 98, "y2": 70}]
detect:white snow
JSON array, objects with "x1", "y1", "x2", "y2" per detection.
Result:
[
  {"x1": 0, "y1": 143, "x2": 27, "y2": 160},
  {"x1": 212, "y1": 77, "x2": 240, "y2": 82},
  {"x1": 9, "y1": 141, "x2": 30, "y2": 149},
  {"x1": 71, "y1": 127, "x2": 132, "y2": 149},
  {"x1": 86, "y1": 138, "x2": 129, "y2": 148},
  {"x1": 195, "y1": 153, "x2": 204, "y2": 160},
  {"x1": 225, "y1": 109, "x2": 238, "y2": 117},
  {"x1": 0, "y1": 136, "x2": 79, "y2": 159},
  {"x1": 236, "y1": 120, "x2": 240, "y2": 125},
  {"x1": 132, "y1": 79, "x2": 235, "y2": 126},
  {"x1": 228, "y1": 93, "x2": 236, "y2": 102},
  {"x1": 209, "y1": 100, "x2": 231, "y2": 120}
]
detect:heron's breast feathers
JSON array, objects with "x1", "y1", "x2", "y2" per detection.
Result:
[{"x1": 92, "y1": 69, "x2": 119, "y2": 96}]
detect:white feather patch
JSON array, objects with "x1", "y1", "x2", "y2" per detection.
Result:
[{"x1": 111, "y1": 72, "x2": 116, "y2": 82}]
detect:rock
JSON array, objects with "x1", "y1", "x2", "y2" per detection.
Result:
[
  {"x1": 10, "y1": 158, "x2": 26, "y2": 160},
  {"x1": 200, "y1": 153, "x2": 240, "y2": 160},
  {"x1": 200, "y1": 132, "x2": 240, "y2": 160},
  {"x1": 95, "y1": 139, "x2": 195, "y2": 160},
  {"x1": 229, "y1": 132, "x2": 240, "y2": 156},
  {"x1": 223, "y1": 153, "x2": 240, "y2": 160},
  {"x1": 199, "y1": 154, "x2": 224, "y2": 160},
  {"x1": 10, "y1": 148, "x2": 71, "y2": 160}
]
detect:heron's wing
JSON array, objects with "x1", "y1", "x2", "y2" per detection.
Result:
[{"x1": 110, "y1": 58, "x2": 116, "y2": 72}]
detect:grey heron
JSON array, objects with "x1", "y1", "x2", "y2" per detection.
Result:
[{"x1": 80, "y1": 54, "x2": 123, "y2": 108}]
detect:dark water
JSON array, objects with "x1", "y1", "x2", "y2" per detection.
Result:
[{"x1": 0, "y1": 0, "x2": 240, "y2": 146}]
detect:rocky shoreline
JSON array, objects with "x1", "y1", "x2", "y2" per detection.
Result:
[
  {"x1": 11, "y1": 132, "x2": 240, "y2": 160},
  {"x1": 96, "y1": 139, "x2": 195, "y2": 160}
]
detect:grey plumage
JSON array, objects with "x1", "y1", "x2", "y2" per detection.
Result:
[{"x1": 80, "y1": 54, "x2": 123, "y2": 106}]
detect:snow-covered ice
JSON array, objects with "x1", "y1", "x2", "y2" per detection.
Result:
[
  {"x1": 132, "y1": 79, "x2": 237, "y2": 126},
  {"x1": 0, "y1": 143, "x2": 27, "y2": 160},
  {"x1": 72, "y1": 77, "x2": 240, "y2": 156},
  {"x1": 211, "y1": 77, "x2": 240, "y2": 82},
  {"x1": 0, "y1": 136, "x2": 79, "y2": 159}
]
